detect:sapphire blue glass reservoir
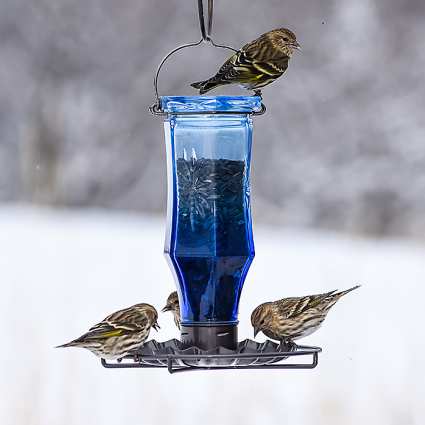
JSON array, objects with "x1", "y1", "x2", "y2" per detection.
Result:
[{"x1": 162, "y1": 96, "x2": 259, "y2": 345}]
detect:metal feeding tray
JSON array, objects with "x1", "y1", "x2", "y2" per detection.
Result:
[{"x1": 101, "y1": 339, "x2": 322, "y2": 374}]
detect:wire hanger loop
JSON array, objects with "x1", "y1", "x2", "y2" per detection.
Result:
[{"x1": 149, "y1": 0, "x2": 265, "y2": 116}]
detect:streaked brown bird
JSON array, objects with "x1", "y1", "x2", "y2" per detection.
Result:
[
  {"x1": 162, "y1": 291, "x2": 181, "y2": 329},
  {"x1": 191, "y1": 28, "x2": 300, "y2": 95},
  {"x1": 56, "y1": 303, "x2": 159, "y2": 360},
  {"x1": 251, "y1": 285, "x2": 360, "y2": 344}
]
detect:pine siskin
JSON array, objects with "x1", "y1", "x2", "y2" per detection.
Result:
[
  {"x1": 191, "y1": 28, "x2": 300, "y2": 95},
  {"x1": 56, "y1": 303, "x2": 159, "y2": 360},
  {"x1": 251, "y1": 285, "x2": 360, "y2": 343},
  {"x1": 162, "y1": 291, "x2": 181, "y2": 329}
]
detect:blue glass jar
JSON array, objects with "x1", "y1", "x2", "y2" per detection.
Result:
[{"x1": 162, "y1": 96, "x2": 260, "y2": 348}]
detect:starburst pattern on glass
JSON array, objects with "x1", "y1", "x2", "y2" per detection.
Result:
[{"x1": 162, "y1": 96, "x2": 260, "y2": 324}]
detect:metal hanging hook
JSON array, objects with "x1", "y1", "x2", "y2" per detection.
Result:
[
  {"x1": 149, "y1": 0, "x2": 265, "y2": 116},
  {"x1": 197, "y1": 0, "x2": 239, "y2": 52},
  {"x1": 198, "y1": 0, "x2": 213, "y2": 41},
  {"x1": 207, "y1": 0, "x2": 213, "y2": 38}
]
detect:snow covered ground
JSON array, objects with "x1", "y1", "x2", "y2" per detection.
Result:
[{"x1": 0, "y1": 206, "x2": 424, "y2": 425}]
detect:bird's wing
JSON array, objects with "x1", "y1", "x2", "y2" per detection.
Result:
[
  {"x1": 84, "y1": 322, "x2": 129, "y2": 339},
  {"x1": 174, "y1": 315, "x2": 181, "y2": 330},
  {"x1": 275, "y1": 297, "x2": 308, "y2": 318},
  {"x1": 212, "y1": 53, "x2": 246, "y2": 82},
  {"x1": 276, "y1": 291, "x2": 337, "y2": 318},
  {"x1": 251, "y1": 57, "x2": 289, "y2": 77},
  {"x1": 210, "y1": 51, "x2": 287, "y2": 86},
  {"x1": 242, "y1": 37, "x2": 290, "y2": 76},
  {"x1": 83, "y1": 306, "x2": 149, "y2": 339},
  {"x1": 104, "y1": 306, "x2": 149, "y2": 330}
]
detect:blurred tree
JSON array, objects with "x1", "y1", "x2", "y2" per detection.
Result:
[{"x1": 0, "y1": 0, "x2": 424, "y2": 238}]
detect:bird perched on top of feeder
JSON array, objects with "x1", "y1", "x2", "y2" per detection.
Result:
[
  {"x1": 162, "y1": 291, "x2": 181, "y2": 329},
  {"x1": 251, "y1": 285, "x2": 360, "y2": 345},
  {"x1": 191, "y1": 28, "x2": 300, "y2": 96},
  {"x1": 56, "y1": 303, "x2": 160, "y2": 360}
]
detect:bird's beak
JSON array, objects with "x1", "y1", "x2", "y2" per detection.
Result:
[
  {"x1": 153, "y1": 322, "x2": 160, "y2": 332},
  {"x1": 254, "y1": 327, "x2": 260, "y2": 338},
  {"x1": 293, "y1": 41, "x2": 301, "y2": 51},
  {"x1": 161, "y1": 305, "x2": 171, "y2": 313}
]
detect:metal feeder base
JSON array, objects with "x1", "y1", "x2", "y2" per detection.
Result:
[
  {"x1": 101, "y1": 339, "x2": 321, "y2": 374},
  {"x1": 181, "y1": 324, "x2": 238, "y2": 350}
]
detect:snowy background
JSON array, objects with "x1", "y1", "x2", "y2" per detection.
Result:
[
  {"x1": 1, "y1": 207, "x2": 424, "y2": 425},
  {"x1": 1, "y1": 0, "x2": 425, "y2": 424}
]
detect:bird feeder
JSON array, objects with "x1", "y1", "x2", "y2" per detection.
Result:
[
  {"x1": 162, "y1": 95, "x2": 258, "y2": 351},
  {"x1": 102, "y1": 0, "x2": 321, "y2": 373}
]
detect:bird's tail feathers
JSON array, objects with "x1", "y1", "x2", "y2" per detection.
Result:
[
  {"x1": 56, "y1": 335, "x2": 87, "y2": 348},
  {"x1": 322, "y1": 285, "x2": 360, "y2": 311},
  {"x1": 56, "y1": 340, "x2": 79, "y2": 348},
  {"x1": 335, "y1": 284, "x2": 361, "y2": 299},
  {"x1": 190, "y1": 78, "x2": 223, "y2": 95},
  {"x1": 190, "y1": 80, "x2": 205, "y2": 90}
]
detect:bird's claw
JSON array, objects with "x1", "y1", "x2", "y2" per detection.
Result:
[
  {"x1": 279, "y1": 339, "x2": 296, "y2": 352},
  {"x1": 253, "y1": 89, "x2": 263, "y2": 99}
]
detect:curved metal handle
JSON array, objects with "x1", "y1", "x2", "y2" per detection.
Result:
[{"x1": 149, "y1": 0, "x2": 266, "y2": 116}]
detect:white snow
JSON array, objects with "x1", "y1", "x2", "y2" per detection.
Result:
[{"x1": 0, "y1": 205, "x2": 424, "y2": 425}]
